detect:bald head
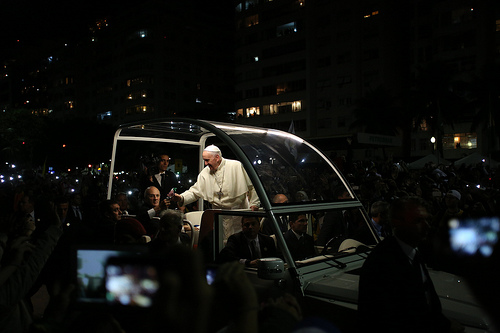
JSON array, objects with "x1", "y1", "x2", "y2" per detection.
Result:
[{"x1": 272, "y1": 194, "x2": 289, "y2": 204}]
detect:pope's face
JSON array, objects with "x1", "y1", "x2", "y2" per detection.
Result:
[{"x1": 202, "y1": 151, "x2": 221, "y2": 172}]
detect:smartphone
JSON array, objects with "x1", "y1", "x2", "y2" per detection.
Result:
[
  {"x1": 105, "y1": 256, "x2": 160, "y2": 308},
  {"x1": 448, "y1": 216, "x2": 500, "y2": 257},
  {"x1": 167, "y1": 187, "x2": 176, "y2": 199}
]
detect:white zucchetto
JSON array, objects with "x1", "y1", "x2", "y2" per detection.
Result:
[{"x1": 204, "y1": 145, "x2": 221, "y2": 154}]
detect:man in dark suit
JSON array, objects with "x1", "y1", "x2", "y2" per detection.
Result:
[
  {"x1": 284, "y1": 213, "x2": 316, "y2": 261},
  {"x1": 148, "y1": 154, "x2": 178, "y2": 201},
  {"x1": 67, "y1": 193, "x2": 84, "y2": 223},
  {"x1": 358, "y1": 197, "x2": 464, "y2": 333},
  {"x1": 219, "y1": 216, "x2": 277, "y2": 267},
  {"x1": 136, "y1": 186, "x2": 170, "y2": 236}
]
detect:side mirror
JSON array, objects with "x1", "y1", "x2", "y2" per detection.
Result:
[{"x1": 258, "y1": 257, "x2": 285, "y2": 280}]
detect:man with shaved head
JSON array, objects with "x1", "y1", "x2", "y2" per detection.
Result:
[{"x1": 261, "y1": 194, "x2": 289, "y2": 235}]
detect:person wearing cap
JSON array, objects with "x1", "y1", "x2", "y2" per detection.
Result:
[
  {"x1": 172, "y1": 145, "x2": 260, "y2": 238},
  {"x1": 436, "y1": 189, "x2": 464, "y2": 228}
]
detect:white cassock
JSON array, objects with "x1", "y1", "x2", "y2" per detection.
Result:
[{"x1": 180, "y1": 158, "x2": 260, "y2": 239}]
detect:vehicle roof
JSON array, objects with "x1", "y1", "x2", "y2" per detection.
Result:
[{"x1": 109, "y1": 118, "x2": 362, "y2": 213}]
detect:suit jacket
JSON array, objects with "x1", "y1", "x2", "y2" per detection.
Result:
[
  {"x1": 358, "y1": 236, "x2": 450, "y2": 333},
  {"x1": 149, "y1": 171, "x2": 177, "y2": 200},
  {"x1": 283, "y1": 230, "x2": 316, "y2": 261},
  {"x1": 136, "y1": 204, "x2": 160, "y2": 236},
  {"x1": 218, "y1": 232, "x2": 277, "y2": 263}
]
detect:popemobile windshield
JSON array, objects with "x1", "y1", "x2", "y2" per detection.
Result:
[{"x1": 107, "y1": 118, "x2": 494, "y2": 333}]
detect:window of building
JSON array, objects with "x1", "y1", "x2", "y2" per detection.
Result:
[
  {"x1": 97, "y1": 111, "x2": 112, "y2": 121},
  {"x1": 277, "y1": 22, "x2": 297, "y2": 37},
  {"x1": 363, "y1": 70, "x2": 379, "y2": 87},
  {"x1": 337, "y1": 116, "x2": 346, "y2": 128},
  {"x1": 245, "y1": 69, "x2": 260, "y2": 80},
  {"x1": 262, "y1": 100, "x2": 303, "y2": 116},
  {"x1": 127, "y1": 90, "x2": 149, "y2": 100},
  {"x1": 316, "y1": 79, "x2": 331, "y2": 88},
  {"x1": 337, "y1": 52, "x2": 351, "y2": 64},
  {"x1": 245, "y1": 88, "x2": 259, "y2": 98},
  {"x1": 317, "y1": 56, "x2": 331, "y2": 67},
  {"x1": 245, "y1": 0, "x2": 258, "y2": 10},
  {"x1": 496, "y1": 19, "x2": 500, "y2": 32},
  {"x1": 236, "y1": 108, "x2": 244, "y2": 118},
  {"x1": 262, "y1": 41, "x2": 305, "y2": 59},
  {"x1": 244, "y1": 14, "x2": 259, "y2": 27},
  {"x1": 338, "y1": 97, "x2": 352, "y2": 106},
  {"x1": 126, "y1": 76, "x2": 153, "y2": 87},
  {"x1": 246, "y1": 106, "x2": 260, "y2": 117},
  {"x1": 336, "y1": 30, "x2": 351, "y2": 43},
  {"x1": 65, "y1": 101, "x2": 74, "y2": 109},
  {"x1": 443, "y1": 133, "x2": 477, "y2": 150},
  {"x1": 363, "y1": 10, "x2": 380, "y2": 19},
  {"x1": 317, "y1": 118, "x2": 332, "y2": 129},
  {"x1": 126, "y1": 105, "x2": 154, "y2": 114},
  {"x1": 362, "y1": 49, "x2": 379, "y2": 61},
  {"x1": 263, "y1": 60, "x2": 306, "y2": 77},
  {"x1": 337, "y1": 75, "x2": 352, "y2": 85},
  {"x1": 419, "y1": 119, "x2": 429, "y2": 132}
]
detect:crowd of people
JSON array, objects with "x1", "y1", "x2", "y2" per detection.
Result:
[{"x1": 0, "y1": 148, "x2": 498, "y2": 332}]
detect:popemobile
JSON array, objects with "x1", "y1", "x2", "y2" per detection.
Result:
[{"x1": 107, "y1": 118, "x2": 495, "y2": 333}]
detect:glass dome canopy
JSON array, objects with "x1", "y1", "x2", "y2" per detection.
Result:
[{"x1": 107, "y1": 118, "x2": 357, "y2": 212}]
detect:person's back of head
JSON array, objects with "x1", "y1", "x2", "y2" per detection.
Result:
[
  {"x1": 370, "y1": 201, "x2": 389, "y2": 219},
  {"x1": 157, "y1": 210, "x2": 184, "y2": 244},
  {"x1": 389, "y1": 196, "x2": 431, "y2": 248},
  {"x1": 332, "y1": 186, "x2": 350, "y2": 200}
]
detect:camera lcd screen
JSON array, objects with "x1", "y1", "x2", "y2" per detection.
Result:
[
  {"x1": 449, "y1": 217, "x2": 500, "y2": 257},
  {"x1": 105, "y1": 259, "x2": 159, "y2": 308},
  {"x1": 73, "y1": 245, "x2": 148, "y2": 305}
]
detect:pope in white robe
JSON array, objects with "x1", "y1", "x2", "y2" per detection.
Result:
[{"x1": 173, "y1": 145, "x2": 260, "y2": 239}]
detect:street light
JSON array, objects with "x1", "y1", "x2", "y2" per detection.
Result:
[{"x1": 430, "y1": 137, "x2": 439, "y2": 164}]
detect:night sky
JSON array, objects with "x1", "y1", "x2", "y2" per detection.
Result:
[
  {"x1": 0, "y1": 0, "x2": 232, "y2": 50},
  {"x1": 0, "y1": 0, "x2": 136, "y2": 50}
]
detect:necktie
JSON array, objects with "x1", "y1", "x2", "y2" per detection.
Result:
[
  {"x1": 161, "y1": 173, "x2": 166, "y2": 188},
  {"x1": 412, "y1": 251, "x2": 423, "y2": 278},
  {"x1": 250, "y1": 240, "x2": 259, "y2": 260},
  {"x1": 75, "y1": 207, "x2": 82, "y2": 220}
]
